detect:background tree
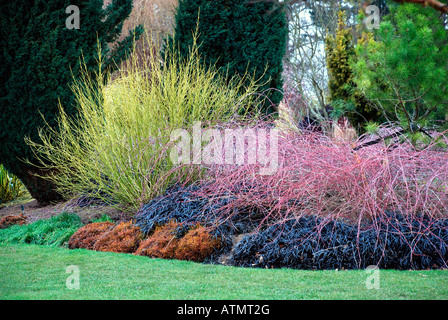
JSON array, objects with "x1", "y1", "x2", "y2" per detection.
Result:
[
  {"x1": 393, "y1": 0, "x2": 448, "y2": 13},
  {"x1": 352, "y1": 3, "x2": 448, "y2": 143},
  {"x1": 325, "y1": 10, "x2": 382, "y2": 133},
  {"x1": 282, "y1": 0, "x2": 378, "y2": 126},
  {"x1": 108, "y1": 0, "x2": 178, "y2": 74},
  {"x1": 255, "y1": 0, "x2": 445, "y2": 14},
  {"x1": 168, "y1": 0, "x2": 288, "y2": 115},
  {"x1": 282, "y1": 0, "x2": 341, "y2": 118},
  {"x1": 0, "y1": 0, "x2": 143, "y2": 204}
]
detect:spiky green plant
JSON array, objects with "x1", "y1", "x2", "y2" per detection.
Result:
[
  {"x1": 0, "y1": 212, "x2": 82, "y2": 247},
  {"x1": 0, "y1": 164, "x2": 27, "y2": 204}
]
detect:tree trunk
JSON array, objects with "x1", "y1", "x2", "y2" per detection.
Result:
[{"x1": 16, "y1": 165, "x2": 63, "y2": 205}]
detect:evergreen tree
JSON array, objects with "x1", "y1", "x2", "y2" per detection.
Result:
[
  {"x1": 0, "y1": 0, "x2": 143, "y2": 204},
  {"x1": 168, "y1": 0, "x2": 288, "y2": 115},
  {"x1": 352, "y1": 3, "x2": 448, "y2": 141},
  {"x1": 325, "y1": 10, "x2": 381, "y2": 133},
  {"x1": 325, "y1": 11, "x2": 354, "y2": 103},
  {"x1": 372, "y1": 0, "x2": 390, "y2": 16}
]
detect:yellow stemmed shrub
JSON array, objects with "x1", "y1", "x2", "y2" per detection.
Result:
[{"x1": 26, "y1": 35, "x2": 262, "y2": 211}]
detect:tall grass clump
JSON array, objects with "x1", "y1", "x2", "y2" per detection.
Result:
[
  {"x1": 0, "y1": 212, "x2": 82, "y2": 247},
  {"x1": 26, "y1": 34, "x2": 262, "y2": 211}
]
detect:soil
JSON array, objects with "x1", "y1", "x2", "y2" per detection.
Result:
[{"x1": 0, "y1": 197, "x2": 130, "y2": 224}]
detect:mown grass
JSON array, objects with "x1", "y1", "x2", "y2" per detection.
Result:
[{"x1": 1, "y1": 243, "x2": 447, "y2": 300}]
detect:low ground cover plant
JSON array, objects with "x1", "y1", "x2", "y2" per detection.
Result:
[
  {"x1": 230, "y1": 213, "x2": 448, "y2": 270},
  {"x1": 0, "y1": 214, "x2": 27, "y2": 229},
  {"x1": 134, "y1": 221, "x2": 222, "y2": 262},
  {"x1": 92, "y1": 221, "x2": 143, "y2": 253},
  {"x1": 135, "y1": 221, "x2": 183, "y2": 259},
  {"x1": 68, "y1": 221, "x2": 115, "y2": 250},
  {"x1": 66, "y1": 218, "x2": 223, "y2": 262},
  {"x1": 174, "y1": 224, "x2": 223, "y2": 262},
  {"x1": 0, "y1": 212, "x2": 82, "y2": 247}
]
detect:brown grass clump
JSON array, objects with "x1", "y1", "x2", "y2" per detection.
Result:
[
  {"x1": 174, "y1": 225, "x2": 222, "y2": 262},
  {"x1": 0, "y1": 214, "x2": 27, "y2": 229},
  {"x1": 134, "y1": 221, "x2": 181, "y2": 258},
  {"x1": 93, "y1": 221, "x2": 143, "y2": 253},
  {"x1": 68, "y1": 221, "x2": 115, "y2": 249}
]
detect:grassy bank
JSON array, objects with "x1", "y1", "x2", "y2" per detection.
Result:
[{"x1": 1, "y1": 244, "x2": 447, "y2": 300}]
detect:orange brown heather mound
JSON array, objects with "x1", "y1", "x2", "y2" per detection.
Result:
[
  {"x1": 0, "y1": 214, "x2": 27, "y2": 229},
  {"x1": 174, "y1": 225, "x2": 222, "y2": 262},
  {"x1": 93, "y1": 221, "x2": 143, "y2": 253},
  {"x1": 134, "y1": 221, "x2": 181, "y2": 259},
  {"x1": 135, "y1": 221, "x2": 222, "y2": 262},
  {"x1": 68, "y1": 221, "x2": 115, "y2": 249}
]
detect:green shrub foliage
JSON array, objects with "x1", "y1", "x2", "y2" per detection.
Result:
[
  {"x1": 0, "y1": 212, "x2": 83, "y2": 247},
  {"x1": 0, "y1": 0, "x2": 143, "y2": 204},
  {"x1": 352, "y1": 3, "x2": 448, "y2": 140},
  {"x1": 168, "y1": 0, "x2": 288, "y2": 115}
]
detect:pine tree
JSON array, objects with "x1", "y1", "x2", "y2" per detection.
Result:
[
  {"x1": 0, "y1": 0, "x2": 143, "y2": 204},
  {"x1": 168, "y1": 0, "x2": 288, "y2": 115},
  {"x1": 352, "y1": 3, "x2": 448, "y2": 141}
]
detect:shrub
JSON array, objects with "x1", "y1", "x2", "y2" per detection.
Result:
[
  {"x1": 194, "y1": 126, "x2": 448, "y2": 223},
  {"x1": 182, "y1": 125, "x2": 448, "y2": 268},
  {"x1": 0, "y1": 214, "x2": 27, "y2": 229},
  {"x1": 68, "y1": 221, "x2": 115, "y2": 250},
  {"x1": 135, "y1": 221, "x2": 222, "y2": 262},
  {"x1": 174, "y1": 225, "x2": 222, "y2": 262},
  {"x1": 0, "y1": 212, "x2": 82, "y2": 247},
  {"x1": 352, "y1": 3, "x2": 448, "y2": 140},
  {"x1": 27, "y1": 34, "x2": 261, "y2": 211},
  {"x1": 134, "y1": 221, "x2": 183, "y2": 259},
  {"x1": 93, "y1": 221, "x2": 143, "y2": 253}
]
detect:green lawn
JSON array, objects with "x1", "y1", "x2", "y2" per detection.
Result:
[{"x1": 1, "y1": 243, "x2": 447, "y2": 300}]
